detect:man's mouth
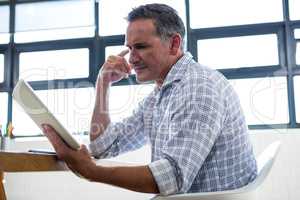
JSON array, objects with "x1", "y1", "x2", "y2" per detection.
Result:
[{"x1": 134, "y1": 65, "x2": 147, "y2": 72}]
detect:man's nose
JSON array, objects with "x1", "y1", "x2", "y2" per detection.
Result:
[{"x1": 129, "y1": 50, "x2": 139, "y2": 64}]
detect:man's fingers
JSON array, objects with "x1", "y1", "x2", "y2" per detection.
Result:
[
  {"x1": 42, "y1": 124, "x2": 68, "y2": 150},
  {"x1": 118, "y1": 49, "x2": 129, "y2": 57},
  {"x1": 102, "y1": 49, "x2": 130, "y2": 82},
  {"x1": 107, "y1": 49, "x2": 129, "y2": 62},
  {"x1": 107, "y1": 55, "x2": 117, "y2": 63},
  {"x1": 126, "y1": 63, "x2": 132, "y2": 74},
  {"x1": 106, "y1": 50, "x2": 130, "y2": 75},
  {"x1": 118, "y1": 49, "x2": 130, "y2": 73}
]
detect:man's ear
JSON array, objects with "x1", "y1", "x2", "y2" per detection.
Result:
[{"x1": 170, "y1": 33, "x2": 182, "y2": 55}]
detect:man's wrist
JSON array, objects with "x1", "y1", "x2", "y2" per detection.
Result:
[
  {"x1": 97, "y1": 75, "x2": 111, "y2": 89},
  {"x1": 84, "y1": 163, "x2": 98, "y2": 182}
]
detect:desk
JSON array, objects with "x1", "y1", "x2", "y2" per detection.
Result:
[
  {"x1": 0, "y1": 152, "x2": 147, "y2": 200},
  {"x1": 0, "y1": 151, "x2": 67, "y2": 200}
]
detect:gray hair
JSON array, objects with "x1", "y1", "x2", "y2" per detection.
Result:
[{"x1": 127, "y1": 3, "x2": 185, "y2": 48}]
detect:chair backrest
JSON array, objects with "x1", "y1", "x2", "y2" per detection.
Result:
[
  {"x1": 239, "y1": 141, "x2": 281, "y2": 192},
  {"x1": 152, "y1": 141, "x2": 281, "y2": 200}
]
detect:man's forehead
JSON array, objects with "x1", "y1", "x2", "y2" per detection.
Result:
[
  {"x1": 125, "y1": 20, "x2": 158, "y2": 45},
  {"x1": 125, "y1": 35, "x2": 150, "y2": 47},
  {"x1": 127, "y1": 19, "x2": 156, "y2": 34}
]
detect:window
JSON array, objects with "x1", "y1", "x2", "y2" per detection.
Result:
[
  {"x1": 1, "y1": 0, "x2": 300, "y2": 133},
  {"x1": 0, "y1": 5, "x2": 10, "y2": 44},
  {"x1": 230, "y1": 77, "x2": 289, "y2": 125},
  {"x1": 99, "y1": 0, "x2": 186, "y2": 36},
  {"x1": 295, "y1": 29, "x2": 300, "y2": 65},
  {"x1": 109, "y1": 84, "x2": 154, "y2": 163},
  {"x1": 19, "y1": 49, "x2": 89, "y2": 81},
  {"x1": 295, "y1": 29, "x2": 300, "y2": 39},
  {"x1": 289, "y1": 0, "x2": 300, "y2": 20},
  {"x1": 0, "y1": 92, "x2": 8, "y2": 134},
  {"x1": 12, "y1": 83, "x2": 155, "y2": 136},
  {"x1": 15, "y1": 0, "x2": 94, "y2": 43},
  {"x1": 294, "y1": 76, "x2": 300, "y2": 122},
  {"x1": 297, "y1": 42, "x2": 300, "y2": 65},
  {"x1": 190, "y1": 0, "x2": 283, "y2": 28},
  {"x1": 198, "y1": 34, "x2": 279, "y2": 69},
  {"x1": 13, "y1": 87, "x2": 95, "y2": 136},
  {"x1": 0, "y1": 54, "x2": 4, "y2": 83},
  {"x1": 109, "y1": 84, "x2": 154, "y2": 122}
]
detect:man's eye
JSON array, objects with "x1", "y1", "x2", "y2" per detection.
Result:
[{"x1": 135, "y1": 45, "x2": 147, "y2": 49}]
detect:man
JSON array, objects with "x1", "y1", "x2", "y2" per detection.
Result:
[{"x1": 43, "y1": 3, "x2": 257, "y2": 196}]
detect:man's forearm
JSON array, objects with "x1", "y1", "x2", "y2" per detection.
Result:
[
  {"x1": 89, "y1": 165, "x2": 159, "y2": 194},
  {"x1": 90, "y1": 78, "x2": 111, "y2": 141}
]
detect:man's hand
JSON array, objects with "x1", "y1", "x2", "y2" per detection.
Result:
[
  {"x1": 42, "y1": 124, "x2": 159, "y2": 194},
  {"x1": 98, "y1": 49, "x2": 131, "y2": 85},
  {"x1": 90, "y1": 49, "x2": 130, "y2": 141},
  {"x1": 42, "y1": 124, "x2": 96, "y2": 180}
]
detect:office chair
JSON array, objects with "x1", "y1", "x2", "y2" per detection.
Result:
[{"x1": 152, "y1": 141, "x2": 281, "y2": 200}]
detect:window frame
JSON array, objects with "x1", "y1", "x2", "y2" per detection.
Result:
[
  {"x1": 15, "y1": 39, "x2": 95, "y2": 90},
  {"x1": 0, "y1": 47, "x2": 9, "y2": 92},
  {"x1": 186, "y1": 0, "x2": 298, "y2": 129},
  {"x1": 0, "y1": 0, "x2": 300, "y2": 138},
  {"x1": 14, "y1": 0, "x2": 95, "y2": 43}
]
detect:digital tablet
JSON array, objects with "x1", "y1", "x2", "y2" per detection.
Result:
[
  {"x1": 12, "y1": 79, "x2": 80, "y2": 150},
  {"x1": 28, "y1": 149, "x2": 57, "y2": 155}
]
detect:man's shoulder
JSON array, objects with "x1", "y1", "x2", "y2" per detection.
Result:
[{"x1": 182, "y1": 62, "x2": 229, "y2": 88}]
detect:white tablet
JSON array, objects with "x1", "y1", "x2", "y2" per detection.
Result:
[{"x1": 12, "y1": 79, "x2": 80, "y2": 150}]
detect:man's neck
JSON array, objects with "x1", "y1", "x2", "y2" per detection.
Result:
[{"x1": 155, "y1": 52, "x2": 184, "y2": 88}]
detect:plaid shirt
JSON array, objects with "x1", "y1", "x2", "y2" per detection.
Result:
[{"x1": 90, "y1": 52, "x2": 257, "y2": 195}]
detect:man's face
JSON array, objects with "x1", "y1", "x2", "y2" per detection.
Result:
[{"x1": 125, "y1": 19, "x2": 172, "y2": 85}]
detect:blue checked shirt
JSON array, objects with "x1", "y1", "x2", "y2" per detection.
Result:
[{"x1": 89, "y1": 52, "x2": 257, "y2": 195}]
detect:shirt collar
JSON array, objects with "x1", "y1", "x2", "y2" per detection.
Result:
[{"x1": 159, "y1": 52, "x2": 193, "y2": 90}]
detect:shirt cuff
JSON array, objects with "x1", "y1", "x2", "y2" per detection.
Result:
[
  {"x1": 89, "y1": 123, "x2": 119, "y2": 158},
  {"x1": 148, "y1": 159, "x2": 178, "y2": 195}
]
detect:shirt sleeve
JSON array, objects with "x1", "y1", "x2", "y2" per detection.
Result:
[
  {"x1": 148, "y1": 80, "x2": 226, "y2": 195},
  {"x1": 89, "y1": 97, "x2": 149, "y2": 159}
]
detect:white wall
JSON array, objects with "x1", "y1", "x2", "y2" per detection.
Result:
[
  {"x1": 249, "y1": 129, "x2": 300, "y2": 200},
  {"x1": 2, "y1": 129, "x2": 300, "y2": 200}
]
